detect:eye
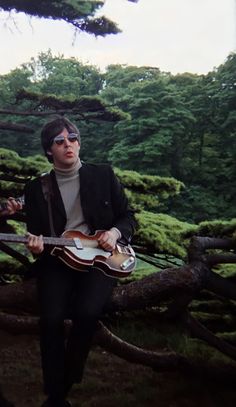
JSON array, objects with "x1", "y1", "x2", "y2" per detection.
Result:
[
  {"x1": 68, "y1": 134, "x2": 79, "y2": 142},
  {"x1": 53, "y1": 136, "x2": 65, "y2": 145}
]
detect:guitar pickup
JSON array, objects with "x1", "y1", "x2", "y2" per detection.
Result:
[
  {"x1": 73, "y1": 238, "x2": 83, "y2": 249},
  {"x1": 121, "y1": 256, "x2": 135, "y2": 270}
]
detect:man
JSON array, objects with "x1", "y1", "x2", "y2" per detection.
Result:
[{"x1": 24, "y1": 116, "x2": 136, "y2": 407}]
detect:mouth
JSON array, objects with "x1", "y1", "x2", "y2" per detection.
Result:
[{"x1": 65, "y1": 151, "x2": 74, "y2": 157}]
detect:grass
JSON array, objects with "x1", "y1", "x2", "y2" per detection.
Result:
[{"x1": 0, "y1": 309, "x2": 236, "y2": 407}]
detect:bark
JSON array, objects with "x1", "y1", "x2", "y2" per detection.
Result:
[
  {"x1": 0, "y1": 262, "x2": 208, "y2": 314},
  {"x1": 0, "y1": 121, "x2": 34, "y2": 133},
  {"x1": 206, "y1": 253, "x2": 236, "y2": 266},
  {"x1": 0, "y1": 108, "x2": 120, "y2": 122},
  {"x1": 0, "y1": 241, "x2": 30, "y2": 268},
  {"x1": 184, "y1": 311, "x2": 236, "y2": 361},
  {"x1": 0, "y1": 108, "x2": 85, "y2": 120},
  {"x1": 95, "y1": 321, "x2": 188, "y2": 371},
  {"x1": 206, "y1": 271, "x2": 236, "y2": 300},
  {"x1": 188, "y1": 236, "x2": 236, "y2": 261},
  {"x1": 0, "y1": 173, "x2": 30, "y2": 183}
]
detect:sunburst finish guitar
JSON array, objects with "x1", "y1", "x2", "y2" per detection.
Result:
[{"x1": 0, "y1": 230, "x2": 136, "y2": 278}]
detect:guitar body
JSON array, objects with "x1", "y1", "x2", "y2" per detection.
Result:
[{"x1": 51, "y1": 230, "x2": 136, "y2": 278}]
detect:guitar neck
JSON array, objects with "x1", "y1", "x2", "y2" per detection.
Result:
[{"x1": 0, "y1": 233, "x2": 75, "y2": 247}]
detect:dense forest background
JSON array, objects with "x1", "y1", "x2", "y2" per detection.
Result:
[{"x1": 0, "y1": 50, "x2": 235, "y2": 223}]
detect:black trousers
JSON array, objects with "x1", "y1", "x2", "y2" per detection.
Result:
[{"x1": 36, "y1": 255, "x2": 116, "y2": 400}]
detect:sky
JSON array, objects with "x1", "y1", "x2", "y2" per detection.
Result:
[{"x1": 0, "y1": 0, "x2": 235, "y2": 75}]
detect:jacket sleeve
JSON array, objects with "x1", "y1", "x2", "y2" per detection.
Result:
[
  {"x1": 109, "y1": 167, "x2": 137, "y2": 244},
  {"x1": 24, "y1": 178, "x2": 50, "y2": 237}
]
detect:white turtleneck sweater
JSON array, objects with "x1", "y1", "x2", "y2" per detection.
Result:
[{"x1": 54, "y1": 158, "x2": 90, "y2": 234}]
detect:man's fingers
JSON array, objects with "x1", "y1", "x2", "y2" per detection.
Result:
[
  {"x1": 98, "y1": 230, "x2": 117, "y2": 251},
  {"x1": 6, "y1": 198, "x2": 22, "y2": 214},
  {"x1": 26, "y1": 233, "x2": 44, "y2": 254}
]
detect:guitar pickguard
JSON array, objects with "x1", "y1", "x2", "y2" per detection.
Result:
[{"x1": 65, "y1": 245, "x2": 111, "y2": 261}]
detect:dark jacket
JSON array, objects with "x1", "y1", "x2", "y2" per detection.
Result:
[{"x1": 24, "y1": 163, "x2": 136, "y2": 244}]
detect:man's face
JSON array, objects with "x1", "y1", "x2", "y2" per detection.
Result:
[{"x1": 48, "y1": 127, "x2": 80, "y2": 169}]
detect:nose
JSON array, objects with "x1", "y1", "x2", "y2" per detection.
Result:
[{"x1": 64, "y1": 136, "x2": 71, "y2": 146}]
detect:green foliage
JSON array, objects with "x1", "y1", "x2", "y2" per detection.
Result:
[
  {"x1": 0, "y1": 148, "x2": 50, "y2": 197},
  {"x1": 114, "y1": 168, "x2": 183, "y2": 195},
  {"x1": 135, "y1": 211, "x2": 197, "y2": 259},
  {"x1": 102, "y1": 59, "x2": 236, "y2": 221},
  {"x1": 102, "y1": 65, "x2": 196, "y2": 177},
  {"x1": 213, "y1": 264, "x2": 236, "y2": 279},
  {"x1": 0, "y1": 253, "x2": 24, "y2": 279},
  {"x1": 0, "y1": 1, "x2": 122, "y2": 36},
  {"x1": 1, "y1": 51, "x2": 236, "y2": 223},
  {"x1": 197, "y1": 218, "x2": 236, "y2": 238},
  {"x1": 0, "y1": 219, "x2": 30, "y2": 278},
  {"x1": 119, "y1": 258, "x2": 158, "y2": 284},
  {"x1": 16, "y1": 88, "x2": 127, "y2": 121},
  {"x1": 0, "y1": 148, "x2": 50, "y2": 176},
  {"x1": 22, "y1": 51, "x2": 103, "y2": 94},
  {"x1": 166, "y1": 185, "x2": 234, "y2": 223},
  {"x1": 114, "y1": 167, "x2": 184, "y2": 211},
  {"x1": 0, "y1": 67, "x2": 32, "y2": 106}
]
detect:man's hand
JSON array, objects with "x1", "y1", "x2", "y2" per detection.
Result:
[
  {"x1": 98, "y1": 228, "x2": 120, "y2": 251},
  {"x1": 6, "y1": 197, "x2": 23, "y2": 215},
  {"x1": 26, "y1": 233, "x2": 44, "y2": 254}
]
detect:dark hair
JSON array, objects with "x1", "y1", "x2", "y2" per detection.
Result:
[{"x1": 41, "y1": 116, "x2": 81, "y2": 162}]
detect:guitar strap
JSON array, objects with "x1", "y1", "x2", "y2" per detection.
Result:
[{"x1": 41, "y1": 172, "x2": 56, "y2": 237}]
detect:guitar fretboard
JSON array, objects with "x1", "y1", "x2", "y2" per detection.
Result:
[{"x1": 0, "y1": 233, "x2": 76, "y2": 247}]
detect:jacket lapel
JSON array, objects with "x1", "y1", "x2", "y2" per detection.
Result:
[
  {"x1": 79, "y1": 164, "x2": 94, "y2": 222},
  {"x1": 49, "y1": 170, "x2": 67, "y2": 235}
]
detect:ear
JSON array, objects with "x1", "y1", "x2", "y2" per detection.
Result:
[{"x1": 47, "y1": 150, "x2": 53, "y2": 156}]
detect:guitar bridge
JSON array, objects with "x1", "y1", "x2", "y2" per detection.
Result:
[{"x1": 117, "y1": 244, "x2": 135, "y2": 256}]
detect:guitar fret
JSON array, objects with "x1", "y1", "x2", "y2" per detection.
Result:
[
  {"x1": 0, "y1": 234, "x2": 74, "y2": 247},
  {"x1": 43, "y1": 238, "x2": 74, "y2": 246}
]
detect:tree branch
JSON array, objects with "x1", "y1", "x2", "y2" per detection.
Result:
[
  {"x1": 206, "y1": 253, "x2": 236, "y2": 266},
  {"x1": 0, "y1": 311, "x2": 188, "y2": 372},
  {"x1": 205, "y1": 271, "x2": 236, "y2": 300},
  {"x1": 95, "y1": 321, "x2": 187, "y2": 370},
  {"x1": 184, "y1": 311, "x2": 236, "y2": 361},
  {"x1": 0, "y1": 172, "x2": 30, "y2": 183},
  {"x1": 0, "y1": 241, "x2": 30, "y2": 268},
  {"x1": 188, "y1": 236, "x2": 235, "y2": 262},
  {"x1": 0, "y1": 120, "x2": 34, "y2": 132}
]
